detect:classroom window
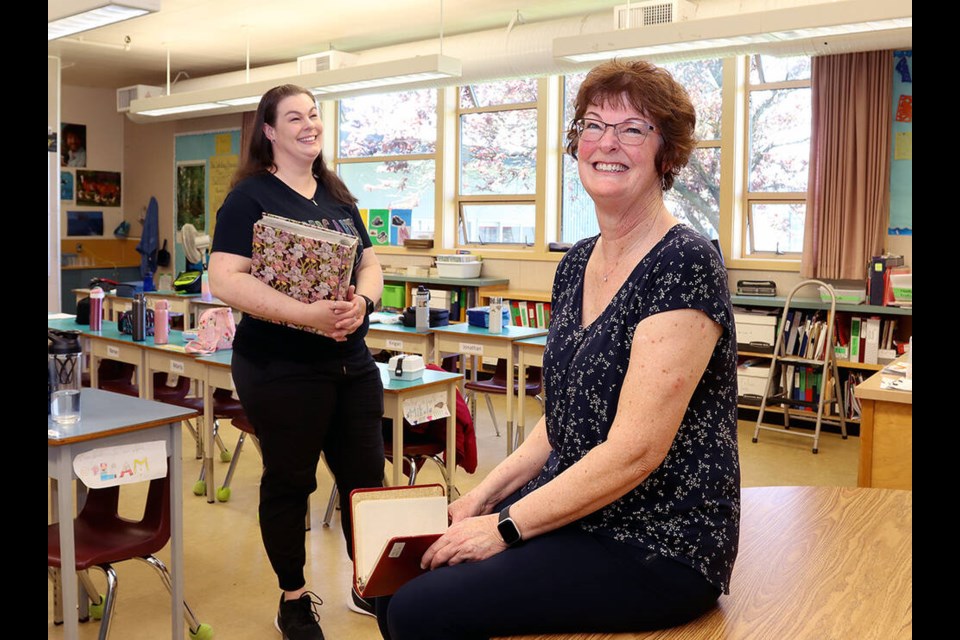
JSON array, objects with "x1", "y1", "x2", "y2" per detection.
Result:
[
  {"x1": 336, "y1": 89, "x2": 438, "y2": 235},
  {"x1": 743, "y1": 55, "x2": 811, "y2": 258},
  {"x1": 560, "y1": 58, "x2": 724, "y2": 243},
  {"x1": 457, "y1": 79, "x2": 538, "y2": 246}
]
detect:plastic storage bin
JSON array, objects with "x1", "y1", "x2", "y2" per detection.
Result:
[
  {"x1": 467, "y1": 306, "x2": 512, "y2": 328},
  {"x1": 387, "y1": 354, "x2": 425, "y2": 380},
  {"x1": 381, "y1": 284, "x2": 406, "y2": 309},
  {"x1": 436, "y1": 261, "x2": 482, "y2": 279}
]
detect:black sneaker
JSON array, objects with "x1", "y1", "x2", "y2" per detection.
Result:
[
  {"x1": 347, "y1": 588, "x2": 376, "y2": 618},
  {"x1": 275, "y1": 592, "x2": 325, "y2": 640}
]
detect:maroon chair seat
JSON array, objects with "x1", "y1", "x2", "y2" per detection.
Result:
[{"x1": 463, "y1": 359, "x2": 543, "y2": 439}]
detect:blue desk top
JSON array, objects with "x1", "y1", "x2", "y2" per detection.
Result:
[
  {"x1": 48, "y1": 388, "x2": 198, "y2": 444},
  {"x1": 376, "y1": 362, "x2": 461, "y2": 391},
  {"x1": 516, "y1": 334, "x2": 548, "y2": 347},
  {"x1": 49, "y1": 315, "x2": 191, "y2": 350},
  {"x1": 429, "y1": 323, "x2": 547, "y2": 340}
]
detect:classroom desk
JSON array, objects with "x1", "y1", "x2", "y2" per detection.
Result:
[
  {"x1": 377, "y1": 363, "x2": 462, "y2": 495},
  {"x1": 365, "y1": 322, "x2": 435, "y2": 359},
  {"x1": 497, "y1": 485, "x2": 912, "y2": 640},
  {"x1": 515, "y1": 334, "x2": 547, "y2": 448},
  {"x1": 431, "y1": 323, "x2": 548, "y2": 454},
  {"x1": 48, "y1": 388, "x2": 197, "y2": 640},
  {"x1": 194, "y1": 350, "x2": 236, "y2": 503},
  {"x1": 854, "y1": 353, "x2": 912, "y2": 490}
]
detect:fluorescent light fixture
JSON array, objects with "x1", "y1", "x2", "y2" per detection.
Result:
[
  {"x1": 128, "y1": 54, "x2": 462, "y2": 122},
  {"x1": 308, "y1": 55, "x2": 462, "y2": 94},
  {"x1": 48, "y1": 1, "x2": 160, "y2": 41},
  {"x1": 553, "y1": 0, "x2": 911, "y2": 63}
]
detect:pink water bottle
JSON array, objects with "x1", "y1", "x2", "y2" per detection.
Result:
[
  {"x1": 154, "y1": 299, "x2": 170, "y2": 345},
  {"x1": 89, "y1": 287, "x2": 105, "y2": 331}
]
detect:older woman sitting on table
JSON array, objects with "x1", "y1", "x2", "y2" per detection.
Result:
[{"x1": 375, "y1": 59, "x2": 741, "y2": 640}]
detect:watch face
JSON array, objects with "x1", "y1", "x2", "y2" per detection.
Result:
[{"x1": 497, "y1": 517, "x2": 522, "y2": 545}]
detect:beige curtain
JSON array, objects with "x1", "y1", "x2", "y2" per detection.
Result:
[{"x1": 801, "y1": 51, "x2": 893, "y2": 280}]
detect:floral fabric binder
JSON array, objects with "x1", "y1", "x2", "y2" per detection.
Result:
[{"x1": 250, "y1": 212, "x2": 359, "y2": 335}]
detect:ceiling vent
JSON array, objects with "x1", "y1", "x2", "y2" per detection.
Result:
[
  {"x1": 297, "y1": 50, "x2": 359, "y2": 75},
  {"x1": 614, "y1": 1, "x2": 695, "y2": 29},
  {"x1": 117, "y1": 84, "x2": 164, "y2": 112}
]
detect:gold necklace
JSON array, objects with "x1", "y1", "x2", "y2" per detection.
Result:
[{"x1": 600, "y1": 209, "x2": 662, "y2": 283}]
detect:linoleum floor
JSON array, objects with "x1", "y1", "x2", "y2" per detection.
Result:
[{"x1": 48, "y1": 397, "x2": 859, "y2": 640}]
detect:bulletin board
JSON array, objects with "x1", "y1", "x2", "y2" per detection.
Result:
[
  {"x1": 173, "y1": 129, "x2": 241, "y2": 271},
  {"x1": 889, "y1": 50, "x2": 912, "y2": 235}
]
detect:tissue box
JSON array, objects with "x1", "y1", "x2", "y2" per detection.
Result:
[
  {"x1": 467, "y1": 306, "x2": 512, "y2": 328},
  {"x1": 387, "y1": 354, "x2": 425, "y2": 381}
]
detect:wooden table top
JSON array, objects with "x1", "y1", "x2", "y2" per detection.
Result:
[{"x1": 499, "y1": 485, "x2": 912, "y2": 640}]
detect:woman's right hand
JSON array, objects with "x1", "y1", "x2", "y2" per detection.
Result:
[
  {"x1": 303, "y1": 298, "x2": 357, "y2": 341},
  {"x1": 448, "y1": 490, "x2": 492, "y2": 524}
]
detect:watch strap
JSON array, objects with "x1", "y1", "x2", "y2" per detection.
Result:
[{"x1": 359, "y1": 294, "x2": 375, "y2": 316}]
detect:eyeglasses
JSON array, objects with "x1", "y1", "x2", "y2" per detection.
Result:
[{"x1": 574, "y1": 117, "x2": 657, "y2": 145}]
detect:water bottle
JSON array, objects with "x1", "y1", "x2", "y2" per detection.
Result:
[
  {"x1": 48, "y1": 330, "x2": 83, "y2": 425},
  {"x1": 154, "y1": 299, "x2": 170, "y2": 345},
  {"x1": 132, "y1": 293, "x2": 147, "y2": 341},
  {"x1": 89, "y1": 286, "x2": 105, "y2": 332},
  {"x1": 201, "y1": 271, "x2": 213, "y2": 301},
  {"x1": 488, "y1": 296, "x2": 503, "y2": 333},
  {"x1": 415, "y1": 285, "x2": 430, "y2": 332}
]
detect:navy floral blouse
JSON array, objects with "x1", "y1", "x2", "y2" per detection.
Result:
[{"x1": 521, "y1": 224, "x2": 741, "y2": 594}]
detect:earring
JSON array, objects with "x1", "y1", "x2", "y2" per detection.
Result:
[{"x1": 660, "y1": 174, "x2": 667, "y2": 191}]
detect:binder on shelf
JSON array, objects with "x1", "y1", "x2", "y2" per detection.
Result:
[
  {"x1": 862, "y1": 316, "x2": 881, "y2": 365},
  {"x1": 350, "y1": 484, "x2": 448, "y2": 598},
  {"x1": 849, "y1": 317, "x2": 862, "y2": 363}
]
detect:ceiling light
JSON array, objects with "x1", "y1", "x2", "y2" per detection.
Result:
[
  {"x1": 128, "y1": 54, "x2": 462, "y2": 122},
  {"x1": 48, "y1": 1, "x2": 160, "y2": 41},
  {"x1": 553, "y1": 0, "x2": 911, "y2": 63}
]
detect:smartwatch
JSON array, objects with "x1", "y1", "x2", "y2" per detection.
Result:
[
  {"x1": 359, "y1": 294, "x2": 375, "y2": 317},
  {"x1": 497, "y1": 506, "x2": 523, "y2": 546}
]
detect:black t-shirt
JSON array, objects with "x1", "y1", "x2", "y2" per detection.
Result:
[{"x1": 212, "y1": 171, "x2": 373, "y2": 363}]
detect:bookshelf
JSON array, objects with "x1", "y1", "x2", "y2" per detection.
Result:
[
  {"x1": 733, "y1": 294, "x2": 912, "y2": 433},
  {"x1": 381, "y1": 274, "x2": 509, "y2": 322},
  {"x1": 477, "y1": 287, "x2": 552, "y2": 329}
]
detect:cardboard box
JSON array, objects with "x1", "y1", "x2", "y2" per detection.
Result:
[
  {"x1": 737, "y1": 360, "x2": 772, "y2": 404},
  {"x1": 733, "y1": 310, "x2": 778, "y2": 353}
]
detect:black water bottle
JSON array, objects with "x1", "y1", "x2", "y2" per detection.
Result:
[{"x1": 132, "y1": 292, "x2": 147, "y2": 341}]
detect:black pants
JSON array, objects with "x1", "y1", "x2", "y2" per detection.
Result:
[
  {"x1": 232, "y1": 348, "x2": 385, "y2": 592},
  {"x1": 376, "y1": 493, "x2": 721, "y2": 640}
]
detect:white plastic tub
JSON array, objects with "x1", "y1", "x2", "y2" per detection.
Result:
[{"x1": 436, "y1": 261, "x2": 482, "y2": 279}]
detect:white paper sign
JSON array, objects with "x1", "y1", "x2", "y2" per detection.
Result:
[
  {"x1": 386, "y1": 339, "x2": 404, "y2": 350},
  {"x1": 73, "y1": 440, "x2": 168, "y2": 489},
  {"x1": 107, "y1": 345, "x2": 120, "y2": 358},
  {"x1": 459, "y1": 342, "x2": 484, "y2": 355},
  {"x1": 402, "y1": 391, "x2": 451, "y2": 426}
]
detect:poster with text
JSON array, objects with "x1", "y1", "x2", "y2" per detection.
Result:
[{"x1": 889, "y1": 50, "x2": 912, "y2": 235}]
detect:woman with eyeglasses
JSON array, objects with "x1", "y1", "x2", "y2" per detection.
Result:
[{"x1": 377, "y1": 60, "x2": 740, "y2": 640}]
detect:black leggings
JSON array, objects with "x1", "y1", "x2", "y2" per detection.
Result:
[
  {"x1": 231, "y1": 349, "x2": 385, "y2": 592},
  {"x1": 376, "y1": 494, "x2": 721, "y2": 640}
]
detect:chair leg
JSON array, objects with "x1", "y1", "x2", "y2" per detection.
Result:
[
  {"x1": 483, "y1": 394, "x2": 501, "y2": 437},
  {"x1": 48, "y1": 567, "x2": 63, "y2": 625},
  {"x1": 138, "y1": 555, "x2": 206, "y2": 636},
  {"x1": 406, "y1": 456, "x2": 419, "y2": 485},
  {"x1": 182, "y1": 418, "x2": 203, "y2": 459},
  {"x1": 323, "y1": 485, "x2": 338, "y2": 528},
  {"x1": 216, "y1": 432, "x2": 248, "y2": 501},
  {"x1": 90, "y1": 564, "x2": 118, "y2": 640}
]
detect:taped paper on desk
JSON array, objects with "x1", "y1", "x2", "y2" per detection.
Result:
[
  {"x1": 403, "y1": 391, "x2": 451, "y2": 426},
  {"x1": 73, "y1": 440, "x2": 168, "y2": 489}
]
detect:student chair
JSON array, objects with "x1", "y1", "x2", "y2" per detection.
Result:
[
  {"x1": 213, "y1": 413, "x2": 261, "y2": 503},
  {"x1": 47, "y1": 465, "x2": 213, "y2": 640},
  {"x1": 463, "y1": 359, "x2": 543, "y2": 445}
]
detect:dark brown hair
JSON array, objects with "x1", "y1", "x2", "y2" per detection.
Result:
[
  {"x1": 565, "y1": 59, "x2": 697, "y2": 191},
  {"x1": 231, "y1": 84, "x2": 357, "y2": 205}
]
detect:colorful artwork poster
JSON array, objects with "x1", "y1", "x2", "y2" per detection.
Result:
[
  {"x1": 367, "y1": 209, "x2": 390, "y2": 246},
  {"x1": 390, "y1": 209, "x2": 413, "y2": 246},
  {"x1": 76, "y1": 170, "x2": 121, "y2": 207},
  {"x1": 889, "y1": 50, "x2": 912, "y2": 235}
]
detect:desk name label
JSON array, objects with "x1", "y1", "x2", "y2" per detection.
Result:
[
  {"x1": 169, "y1": 360, "x2": 185, "y2": 374},
  {"x1": 386, "y1": 339, "x2": 404, "y2": 350},
  {"x1": 107, "y1": 345, "x2": 120, "y2": 358},
  {"x1": 460, "y1": 342, "x2": 484, "y2": 355}
]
